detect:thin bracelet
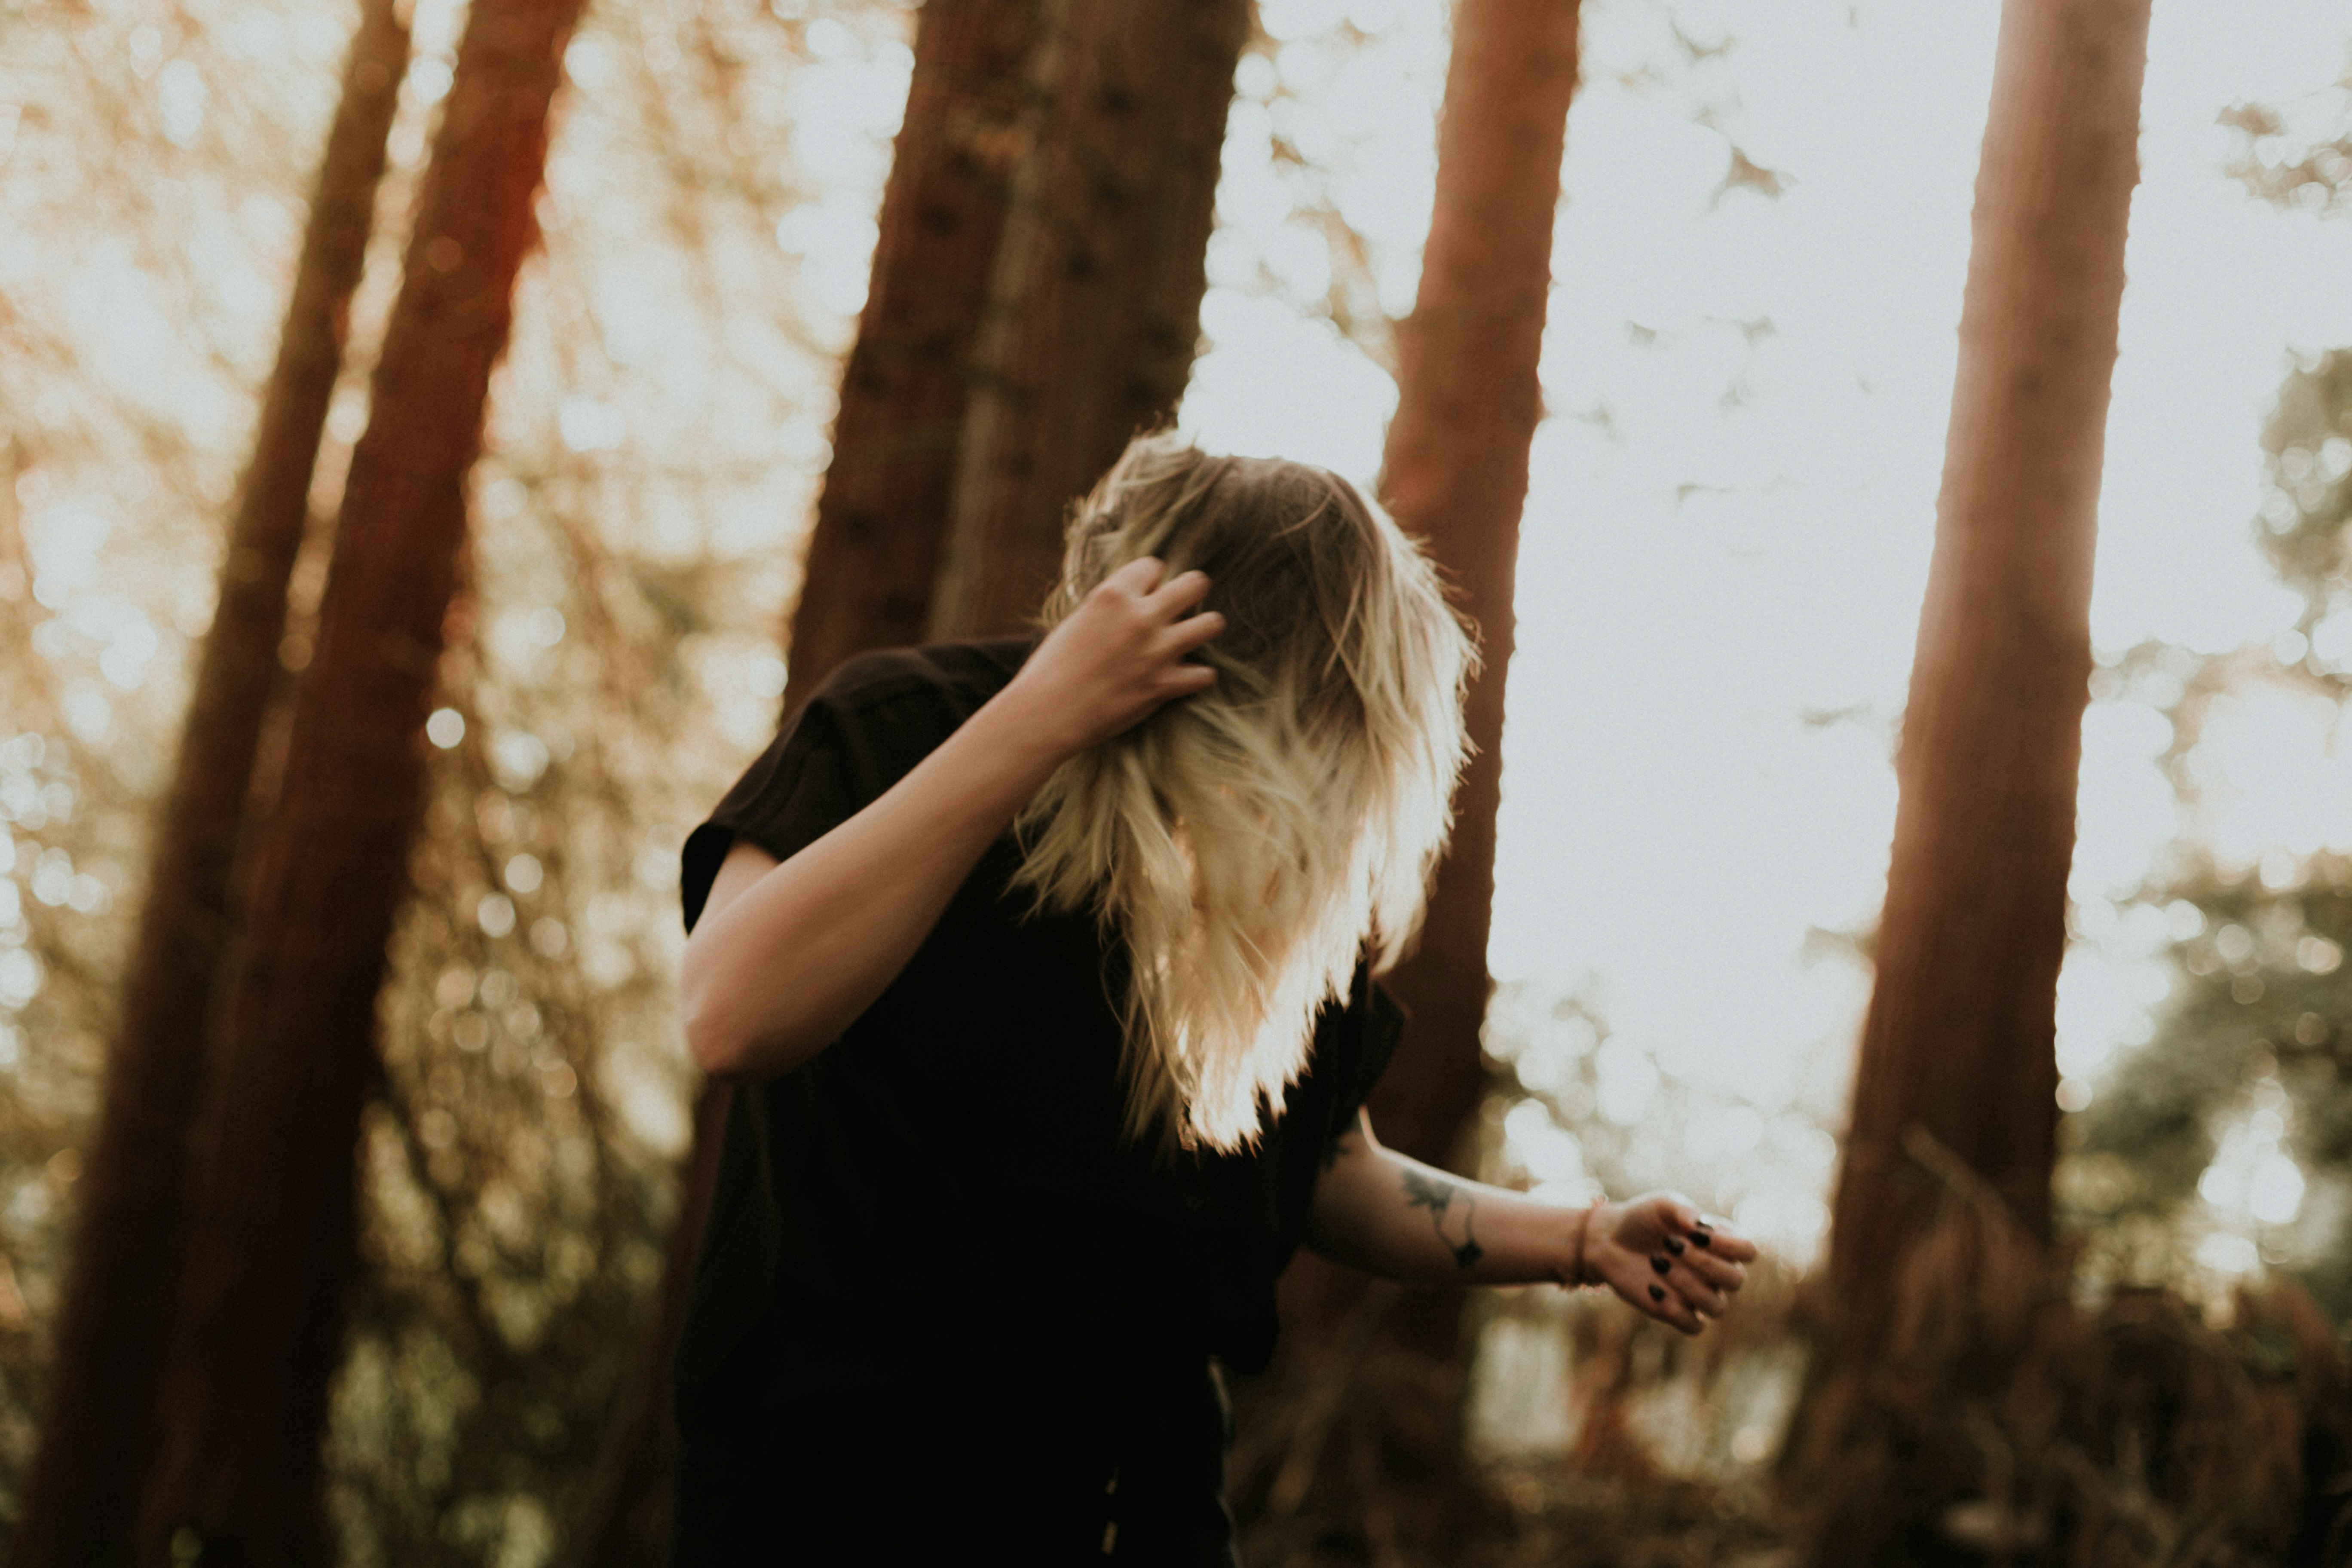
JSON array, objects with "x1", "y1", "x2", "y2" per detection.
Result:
[{"x1": 1572, "y1": 1196, "x2": 1608, "y2": 1287}]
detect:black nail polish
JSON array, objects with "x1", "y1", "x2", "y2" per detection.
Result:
[
  {"x1": 1663, "y1": 1236, "x2": 1686, "y2": 1256},
  {"x1": 1648, "y1": 1284, "x2": 1665, "y2": 1302},
  {"x1": 1690, "y1": 1230, "x2": 1712, "y2": 1248},
  {"x1": 1650, "y1": 1254, "x2": 1671, "y2": 1275}
]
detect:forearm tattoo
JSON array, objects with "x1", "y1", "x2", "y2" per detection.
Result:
[{"x1": 1401, "y1": 1169, "x2": 1484, "y2": 1269}]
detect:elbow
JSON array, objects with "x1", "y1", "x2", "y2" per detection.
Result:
[
  {"x1": 680, "y1": 971, "x2": 824, "y2": 1084},
  {"x1": 680, "y1": 935, "x2": 836, "y2": 1082},
  {"x1": 682, "y1": 992, "x2": 750, "y2": 1083},
  {"x1": 680, "y1": 959, "x2": 761, "y2": 1083}
]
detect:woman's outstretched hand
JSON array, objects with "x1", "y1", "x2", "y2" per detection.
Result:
[
  {"x1": 1001, "y1": 557, "x2": 1225, "y2": 756},
  {"x1": 1579, "y1": 1191, "x2": 1757, "y2": 1336}
]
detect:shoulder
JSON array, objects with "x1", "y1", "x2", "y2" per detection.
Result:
[
  {"x1": 679, "y1": 638, "x2": 1035, "y2": 931},
  {"x1": 804, "y1": 637, "x2": 1035, "y2": 737},
  {"x1": 815, "y1": 637, "x2": 1034, "y2": 701}
]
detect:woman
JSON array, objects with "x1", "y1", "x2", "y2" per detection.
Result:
[{"x1": 669, "y1": 435, "x2": 1756, "y2": 1565}]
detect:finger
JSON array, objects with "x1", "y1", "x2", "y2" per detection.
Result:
[
  {"x1": 1622, "y1": 1193, "x2": 1701, "y2": 1252},
  {"x1": 1690, "y1": 1225, "x2": 1759, "y2": 1265},
  {"x1": 1681, "y1": 1246, "x2": 1746, "y2": 1292},
  {"x1": 1158, "y1": 609, "x2": 1225, "y2": 656},
  {"x1": 1145, "y1": 567, "x2": 1212, "y2": 615},
  {"x1": 1638, "y1": 1277, "x2": 1703, "y2": 1336},
  {"x1": 1644, "y1": 1248, "x2": 1729, "y2": 1316},
  {"x1": 1102, "y1": 557, "x2": 1167, "y2": 598},
  {"x1": 1156, "y1": 662, "x2": 1216, "y2": 698},
  {"x1": 1668, "y1": 1262, "x2": 1731, "y2": 1317}
]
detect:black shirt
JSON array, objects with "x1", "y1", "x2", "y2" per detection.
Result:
[{"x1": 671, "y1": 637, "x2": 1403, "y2": 1403}]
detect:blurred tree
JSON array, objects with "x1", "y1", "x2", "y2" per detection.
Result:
[
  {"x1": 11, "y1": 4, "x2": 412, "y2": 1562},
  {"x1": 306, "y1": 1, "x2": 855, "y2": 1552},
  {"x1": 926, "y1": 0, "x2": 1251, "y2": 638},
  {"x1": 132, "y1": 0, "x2": 586, "y2": 1556},
  {"x1": 781, "y1": 0, "x2": 1043, "y2": 703},
  {"x1": 1823, "y1": 0, "x2": 2151, "y2": 1358},
  {"x1": 1364, "y1": 0, "x2": 1581, "y2": 1176}
]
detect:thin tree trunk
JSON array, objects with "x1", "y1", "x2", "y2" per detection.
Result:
[
  {"x1": 14, "y1": 3, "x2": 409, "y2": 1562},
  {"x1": 1826, "y1": 0, "x2": 2150, "y2": 1351},
  {"x1": 780, "y1": 0, "x2": 1044, "y2": 710},
  {"x1": 556, "y1": 10, "x2": 1046, "y2": 1558},
  {"x1": 1363, "y1": 0, "x2": 1580, "y2": 1175},
  {"x1": 134, "y1": 0, "x2": 585, "y2": 1557},
  {"x1": 926, "y1": 0, "x2": 1249, "y2": 640}
]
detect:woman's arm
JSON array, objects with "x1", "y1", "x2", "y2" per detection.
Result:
[
  {"x1": 1301, "y1": 1110, "x2": 1758, "y2": 1335},
  {"x1": 680, "y1": 559, "x2": 1223, "y2": 1083}
]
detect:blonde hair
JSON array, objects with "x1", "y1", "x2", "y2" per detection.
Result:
[{"x1": 1011, "y1": 433, "x2": 1476, "y2": 1153}]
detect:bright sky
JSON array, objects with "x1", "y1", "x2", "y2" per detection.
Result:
[{"x1": 1179, "y1": 0, "x2": 2352, "y2": 1260}]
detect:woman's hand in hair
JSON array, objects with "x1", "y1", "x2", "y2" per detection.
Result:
[
  {"x1": 1579, "y1": 1191, "x2": 1757, "y2": 1336},
  {"x1": 1003, "y1": 557, "x2": 1225, "y2": 756}
]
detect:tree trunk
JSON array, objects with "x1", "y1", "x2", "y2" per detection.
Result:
[
  {"x1": 780, "y1": 0, "x2": 1044, "y2": 710},
  {"x1": 925, "y1": 0, "x2": 1249, "y2": 640},
  {"x1": 1363, "y1": 0, "x2": 1580, "y2": 1176},
  {"x1": 1826, "y1": 0, "x2": 2150, "y2": 1350},
  {"x1": 134, "y1": 0, "x2": 584, "y2": 1558},
  {"x1": 14, "y1": 3, "x2": 410, "y2": 1562}
]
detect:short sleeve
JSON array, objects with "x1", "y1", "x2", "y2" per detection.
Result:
[
  {"x1": 1185, "y1": 961, "x2": 1407, "y2": 1244},
  {"x1": 1330, "y1": 969, "x2": 1408, "y2": 1133},
  {"x1": 679, "y1": 700, "x2": 854, "y2": 933}
]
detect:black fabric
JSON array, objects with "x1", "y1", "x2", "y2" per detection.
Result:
[
  {"x1": 667, "y1": 637, "x2": 1403, "y2": 1565},
  {"x1": 671, "y1": 1318, "x2": 1240, "y2": 1566}
]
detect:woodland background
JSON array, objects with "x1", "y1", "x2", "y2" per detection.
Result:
[{"x1": 6, "y1": 0, "x2": 2352, "y2": 1562}]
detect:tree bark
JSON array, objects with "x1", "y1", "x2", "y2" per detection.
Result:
[
  {"x1": 134, "y1": 0, "x2": 585, "y2": 1558},
  {"x1": 14, "y1": 3, "x2": 410, "y2": 1562},
  {"x1": 1826, "y1": 0, "x2": 2150, "y2": 1350},
  {"x1": 780, "y1": 0, "x2": 1044, "y2": 710},
  {"x1": 1362, "y1": 0, "x2": 1580, "y2": 1176},
  {"x1": 925, "y1": 0, "x2": 1249, "y2": 640}
]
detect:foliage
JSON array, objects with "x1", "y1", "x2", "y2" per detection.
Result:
[
  {"x1": 1793, "y1": 1140, "x2": 2352, "y2": 1568},
  {"x1": 2068, "y1": 78, "x2": 2352, "y2": 1321},
  {"x1": 1229, "y1": 1287, "x2": 1796, "y2": 1568},
  {"x1": 1234, "y1": 1158, "x2": 2352, "y2": 1568}
]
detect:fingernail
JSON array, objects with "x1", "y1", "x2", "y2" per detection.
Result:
[
  {"x1": 1690, "y1": 1231, "x2": 1712, "y2": 1248},
  {"x1": 1649, "y1": 1254, "x2": 1671, "y2": 1275},
  {"x1": 1648, "y1": 1284, "x2": 1665, "y2": 1302},
  {"x1": 1663, "y1": 1237, "x2": 1685, "y2": 1256}
]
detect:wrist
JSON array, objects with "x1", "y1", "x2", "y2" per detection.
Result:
[
  {"x1": 983, "y1": 669, "x2": 1095, "y2": 771},
  {"x1": 1570, "y1": 1197, "x2": 1609, "y2": 1288},
  {"x1": 962, "y1": 683, "x2": 1085, "y2": 800}
]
